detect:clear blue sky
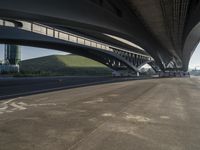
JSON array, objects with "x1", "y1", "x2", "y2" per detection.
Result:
[{"x1": 0, "y1": 44, "x2": 200, "y2": 69}]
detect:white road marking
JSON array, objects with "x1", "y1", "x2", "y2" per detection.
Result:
[
  {"x1": 0, "y1": 98, "x2": 18, "y2": 114},
  {"x1": 0, "y1": 96, "x2": 58, "y2": 115},
  {"x1": 1, "y1": 98, "x2": 16, "y2": 105},
  {"x1": 28, "y1": 103, "x2": 56, "y2": 107},
  {"x1": 38, "y1": 103, "x2": 56, "y2": 106},
  {"x1": 101, "y1": 113, "x2": 115, "y2": 117},
  {"x1": 0, "y1": 105, "x2": 8, "y2": 110},
  {"x1": 124, "y1": 114, "x2": 151, "y2": 122},
  {"x1": 18, "y1": 102, "x2": 28, "y2": 106},
  {"x1": 10, "y1": 102, "x2": 27, "y2": 110},
  {"x1": 84, "y1": 98, "x2": 104, "y2": 104}
]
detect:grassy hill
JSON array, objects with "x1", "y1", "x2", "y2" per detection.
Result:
[{"x1": 19, "y1": 54, "x2": 112, "y2": 76}]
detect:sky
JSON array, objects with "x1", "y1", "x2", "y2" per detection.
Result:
[
  {"x1": 0, "y1": 44, "x2": 200, "y2": 69},
  {"x1": 0, "y1": 45, "x2": 68, "y2": 61},
  {"x1": 189, "y1": 43, "x2": 200, "y2": 69}
]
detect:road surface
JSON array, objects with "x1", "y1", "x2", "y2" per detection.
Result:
[
  {"x1": 0, "y1": 77, "x2": 200, "y2": 150},
  {"x1": 0, "y1": 76, "x2": 136, "y2": 100}
]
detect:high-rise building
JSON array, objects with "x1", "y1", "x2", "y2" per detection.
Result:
[
  {"x1": 0, "y1": 44, "x2": 21, "y2": 73},
  {"x1": 5, "y1": 44, "x2": 21, "y2": 65}
]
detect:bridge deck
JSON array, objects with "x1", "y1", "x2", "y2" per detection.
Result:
[{"x1": 0, "y1": 77, "x2": 200, "y2": 150}]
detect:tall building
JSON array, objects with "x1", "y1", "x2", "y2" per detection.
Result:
[
  {"x1": 5, "y1": 44, "x2": 21, "y2": 65},
  {"x1": 0, "y1": 44, "x2": 21, "y2": 73}
]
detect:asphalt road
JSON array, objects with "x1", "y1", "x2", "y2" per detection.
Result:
[
  {"x1": 0, "y1": 77, "x2": 200, "y2": 150},
  {"x1": 0, "y1": 76, "x2": 133, "y2": 100}
]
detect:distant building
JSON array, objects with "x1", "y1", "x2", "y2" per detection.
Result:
[
  {"x1": 5, "y1": 45, "x2": 21, "y2": 65},
  {"x1": 190, "y1": 68, "x2": 200, "y2": 76},
  {"x1": 0, "y1": 44, "x2": 21, "y2": 73}
]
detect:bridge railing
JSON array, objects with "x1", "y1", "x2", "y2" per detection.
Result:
[
  {"x1": 24, "y1": 21, "x2": 112, "y2": 51},
  {"x1": 0, "y1": 19, "x2": 113, "y2": 51},
  {"x1": 0, "y1": 19, "x2": 152, "y2": 60}
]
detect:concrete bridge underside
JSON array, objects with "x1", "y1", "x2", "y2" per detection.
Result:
[
  {"x1": 0, "y1": 24, "x2": 155, "y2": 74},
  {"x1": 0, "y1": 0, "x2": 199, "y2": 71}
]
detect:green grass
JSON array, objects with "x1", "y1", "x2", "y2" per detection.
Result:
[{"x1": 19, "y1": 54, "x2": 112, "y2": 76}]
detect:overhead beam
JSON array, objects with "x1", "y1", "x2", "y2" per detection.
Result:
[{"x1": 0, "y1": 0, "x2": 173, "y2": 69}]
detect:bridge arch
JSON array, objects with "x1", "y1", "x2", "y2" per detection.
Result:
[
  {"x1": 182, "y1": 2, "x2": 200, "y2": 71},
  {"x1": 0, "y1": 26, "x2": 140, "y2": 73},
  {"x1": 183, "y1": 22, "x2": 200, "y2": 71},
  {"x1": 137, "y1": 60, "x2": 160, "y2": 73},
  {"x1": 0, "y1": 0, "x2": 171, "y2": 69}
]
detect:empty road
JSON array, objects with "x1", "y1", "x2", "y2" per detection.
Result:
[
  {"x1": 0, "y1": 77, "x2": 200, "y2": 150},
  {"x1": 0, "y1": 76, "x2": 135, "y2": 100}
]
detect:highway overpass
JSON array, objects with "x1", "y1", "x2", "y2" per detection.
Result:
[
  {"x1": 0, "y1": 19, "x2": 154, "y2": 74},
  {"x1": 0, "y1": 0, "x2": 199, "y2": 72},
  {"x1": 1, "y1": 1, "x2": 200, "y2": 149}
]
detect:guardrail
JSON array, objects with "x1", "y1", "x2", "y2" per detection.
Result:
[{"x1": 0, "y1": 19, "x2": 152, "y2": 59}]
